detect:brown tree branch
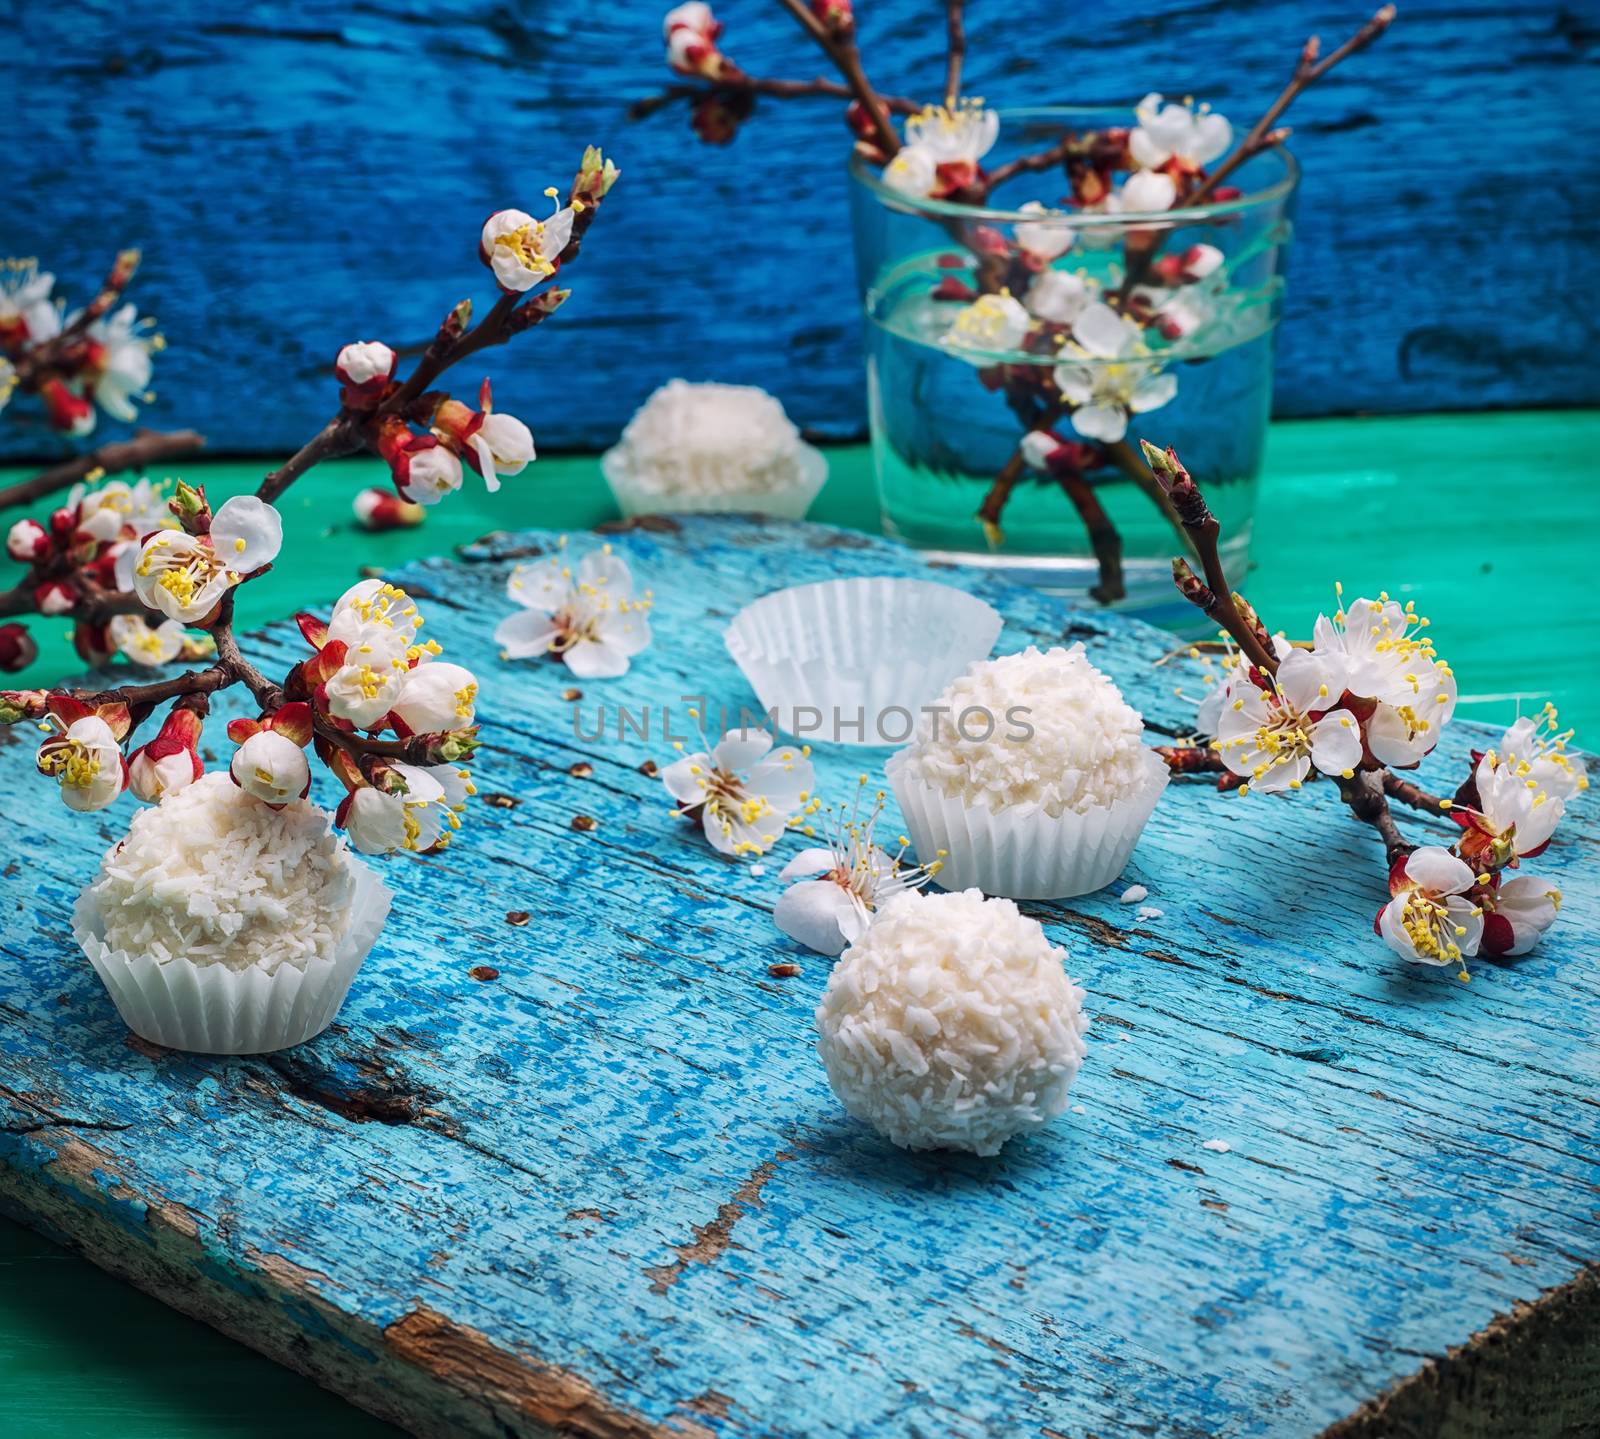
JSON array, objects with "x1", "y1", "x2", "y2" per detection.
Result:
[
  {"x1": 629, "y1": 74, "x2": 919, "y2": 121},
  {"x1": 1185, "y1": 5, "x2": 1396, "y2": 209},
  {"x1": 774, "y1": 0, "x2": 901, "y2": 155},
  {"x1": 1339, "y1": 769, "x2": 1413, "y2": 867},
  {"x1": 1141, "y1": 441, "x2": 1278, "y2": 674},
  {"x1": 0, "y1": 428, "x2": 207, "y2": 512},
  {"x1": 943, "y1": 0, "x2": 966, "y2": 108},
  {"x1": 75, "y1": 664, "x2": 231, "y2": 711},
  {"x1": 1057, "y1": 469, "x2": 1125, "y2": 603},
  {"x1": 983, "y1": 133, "x2": 1079, "y2": 193}
]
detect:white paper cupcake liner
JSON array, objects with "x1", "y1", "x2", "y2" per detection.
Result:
[
  {"x1": 601, "y1": 442, "x2": 828, "y2": 521},
  {"x1": 72, "y1": 857, "x2": 393, "y2": 1055},
  {"x1": 725, "y1": 577, "x2": 1004, "y2": 746},
  {"x1": 888, "y1": 747, "x2": 1170, "y2": 899}
]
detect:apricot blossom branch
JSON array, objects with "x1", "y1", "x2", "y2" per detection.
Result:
[
  {"x1": 1186, "y1": 5, "x2": 1397, "y2": 208},
  {"x1": 2, "y1": 149, "x2": 622, "y2": 860},
  {"x1": 1145, "y1": 437, "x2": 1584, "y2": 977}
]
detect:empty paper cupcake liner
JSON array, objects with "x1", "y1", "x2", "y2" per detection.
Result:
[
  {"x1": 888, "y1": 747, "x2": 1169, "y2": 900},
  {"x1": 73, "y1": 859, "x2": 393, "y2": 1055},
  {"x1": 726, "y1": 577, "x2": 1004, "y2": 746},
  {"x1": 601, "y1": 442, "x2": 828, "y2": 521}
]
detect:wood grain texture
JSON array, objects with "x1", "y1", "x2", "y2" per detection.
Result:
[
  {"x1": 0, "y1": 516, "x2": 1597, "y2": 1437},
  {"x1": 9, "y1": 0, "x2": 1598, "y2": 462}
]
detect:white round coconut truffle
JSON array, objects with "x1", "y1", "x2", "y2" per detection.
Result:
[
  {"x1": 814, "y1": 888, "x2": 1088, "y2": 1155},
  {"x1": 897, "y1": 643, "x2": 1150, "y2": 816},
  {"x1": 604, "y1": 379, "x2": 815, "y2": 499},
  {"x1": 88, "y1": 771, "x2": 356, "y2": 975}
]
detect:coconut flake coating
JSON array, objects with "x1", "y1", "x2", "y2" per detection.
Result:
[
  {"x1": 607, "y1": 379, "x2": 811, "y2": 498},
  {"x1": 89, "y1": 772, "x2": 356, "y2": 974},
  {"x1": 899, "y1": 643, "x2": 1150, "y2": 817},
  {"x1": 815, "y1": 889, "x2": 1088, "y2": 1155}
]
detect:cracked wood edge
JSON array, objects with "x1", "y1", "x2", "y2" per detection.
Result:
[
  {"x1": 0, "y1": 1128, "x2": 713, "y2": 1439},
  {"x1": 645, "y1": 1149, "x2": 798, "y2": 1295},
  {"x1": 1321, "y1": 1263, "x2": 1600, "y2": 1439}
]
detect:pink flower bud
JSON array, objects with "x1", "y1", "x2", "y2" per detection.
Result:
[
  {"x1": 6, "y1": 519, "x2": 50, "y2": 563},
  {"x1": 334, "y1": 341, "x2": 398, "y2": 409}
]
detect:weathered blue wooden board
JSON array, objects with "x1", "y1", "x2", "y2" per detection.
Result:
[
  {"x1": 9, "y1": 0, "x2": 1598, "y2": 462},
  {"x1": 1, "y1": 516, "x2": 1597, "y2": 1437}
]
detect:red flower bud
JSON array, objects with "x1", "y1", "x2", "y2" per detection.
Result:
[
  {"x1": 5, "y1": 518, "x2": 50, "y2": 564},
  {"x1": 810, "y1": 0, "x2": 853, "y2": 35},
  {"x1": 353, "y1": 487, "x2": 426, "y2": 531},
  {"x1": 38, "y1": 377, "x2": 95, "y2": 436},
  {"x1": 0, "y1": 622, "x2": 38, "y2": 673},
  {"x1": 34, "y1": 578, "x2": 77, "y2": 616}
]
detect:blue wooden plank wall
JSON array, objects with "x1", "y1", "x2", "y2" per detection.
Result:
[{"x1": 9, "y1": 0, "x2": 1598, "y2": 460}]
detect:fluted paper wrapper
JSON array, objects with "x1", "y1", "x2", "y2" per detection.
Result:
[
  {"x1": 889, "y1": 748, "x2": 1170, "y2": 900},
  {"x1": 601, "y1": 442, "x2": 827, "y2": 521},
  {"x1": 726, "y1": 577, "x2": 1003, "y2": 746},
  {"x1": 73, "y1": 858, "x2": 393, "y2": 1055}
]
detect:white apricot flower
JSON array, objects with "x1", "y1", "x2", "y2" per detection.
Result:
[
  {"x1": 109, "y1": 614, "x2": 185, "y2": 667},
  {"x1": 1111, "y1": 169, "x2": 1179, "y2": 214},
  {"x1": 0, "y1": 260, "x2": 61, "y2": 346},
  {"x1": 494, "y1": 541, "x2": 654, "y2": 679},
  {"x1": 1051, "y1": 302, "x2": 1177, "y2": 442},
  {"x1": 1376, "y1": 846, "x2": 1483, "y2": 974},
  {"x1": 394, "y1": 440, "x2": 465, "y2": 506},
  {"x1": 661, "y1": 721, "x2": 814, "y2": 858},
  {"x1": 323, "y1": 622, "x2": 413, "y2": 729},
  {"x1": 882, "y1": 146, "x2": 937, "y2": 198},
  {"x1": 71, "y1": 475, "x2": 173, "y2": 543},
  {"x1": 1496, "y1": 706, "x2": 1587, "y2": 802},
  {"x1": 480, "y1": 199, "x2": 575, "y2": 293},
  {"x1": 1479, "y1": 874, "x2": 1562, "y2": 958},
  {"x1": 230, "y1": 729, "x2": 310, "y2": 807},
  {"x1": 132, "y1": 495, "x2": 283, "y2": 624},
  {"x1": 884, "y1": 101, "x2": 999, "y2": 197},
  {"x1": 945, "y1": 291, "x2": 1031, "y2": 355},
  {"x1": 773, "y1": 780, "x2": 944, "y2": 955},
  {"x1": 391, "y1": 661, "x2": 479, "y2": 734},
  {"x1": 904, "y1": 100, "x2": 999, "y2": 168},
  {"x1": 328, "y1": 579, "x2": 426, "y2": 648},
  {"x1": 83, "y1": 303, "x2": 160, "y2": 422},
  {"x1": 1024, "y1": 267, "x2": 1093, "y2": 325},
  {"x1": 431, "y1": 385, "x2": 536, "y2": 492},
  {"x1": 1311, "y1": 590, "x2": 1456, "y2": 766},
  {"x1": 1129, "y1": 93, "x2": 1232, "y2": 172},
  {"x1": 338, "y1": 763, "x2": 469, "y2": 856},
  {"x1": 36, "y1": 714, "x2": 125, "y2": 812},
  {"x1": 1013, "y1": 201, "x2": 1075, "y2": 262},
  {"x1": 1455, "y1": 749, "x2": 1564, "y2": 866},
  {"x1": 467, "y1": 411, "x2": 535, "y2": 486},
  {"x1": 1215, "y1": 648, "x2": 1363, "y2": 794}
]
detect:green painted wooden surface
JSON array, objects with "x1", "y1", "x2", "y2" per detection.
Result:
[
  {"x1": 0, "y1": 408, "x2": 1595, "y2": 1438},
  {"x1": 4, "y1": 411, "x2": 1597, "y2": 735}
]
